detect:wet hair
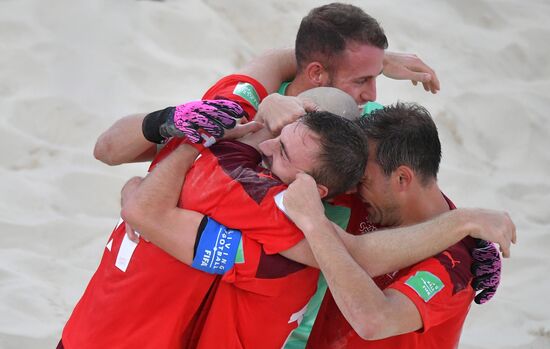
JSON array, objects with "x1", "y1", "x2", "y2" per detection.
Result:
[
  {"x1": 358, "y1": 102, "x2": 441, "y2": 185},
  {"x1": 295, "y1": 3, "x2": 388, "y2": 72},
  {"x1": 300, "y1": 111, "x2": 368, "y2": 197}
]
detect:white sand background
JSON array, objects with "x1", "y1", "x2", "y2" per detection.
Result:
[{"x1": 0, "y1": 0, "x2": 548, "y2": 348}]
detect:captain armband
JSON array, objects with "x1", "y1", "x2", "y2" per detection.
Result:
[{"x1": 192, "y1": 216, "x2": 242, "y2": 275}]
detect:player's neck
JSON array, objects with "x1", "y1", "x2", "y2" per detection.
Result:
[
  {"x1": 285, "y1": 74, "x2": 316, "y2": 96},
  {"x1": 400, "y1": 181, "x2": 449, "y2": 226}
]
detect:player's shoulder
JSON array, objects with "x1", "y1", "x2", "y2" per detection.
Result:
[
  {"x1": 201, "y1": 74, "x2": 268, "y2": 117},
  {"x1": 427, "y1": 237, "x2": 476, "y2": 294}
]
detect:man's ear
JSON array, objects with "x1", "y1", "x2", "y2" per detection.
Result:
[
  {"x1": 317, "y1": 184, "x2": 329, "y2": 199},
  {"x1": 305, "y1": 61, "x2": 329, "y2": 86},
  {"x1": 393, "y1": 166, "x2": 414, "y2": 191}
]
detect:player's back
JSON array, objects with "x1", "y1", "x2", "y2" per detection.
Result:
[{"x1": 62, "y1": 219, "x2": 218, "y2": 349}]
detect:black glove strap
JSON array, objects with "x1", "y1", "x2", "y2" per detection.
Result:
[{"x1": 142, "y1": 106, "x2": 175, "y2": 144}]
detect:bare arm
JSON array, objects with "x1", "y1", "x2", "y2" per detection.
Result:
[
  {"x1": 292, "y1": 212, "x2": 422, "y2": 339},
  {"x1": 121, "y1": 143, "x2": 204, "y2": 264},
  {"x1": 94, "y1": 113, "x2": 158, "y2": 165},
  {"x1": 95, "y1": 49, "x2": 297, "y2": 166},
  {"x1": 280, "y1": 174, "x2": 515, "y2": 275},
  {"x1": 382, "y1": 51, "x2": 441, "y2": 94},
  {"x1": 280, "y1": 174, "x2": 515, "y2": 339},
  {"x1": 236, "y1": 48, "x2": 296, "y2": 94}
]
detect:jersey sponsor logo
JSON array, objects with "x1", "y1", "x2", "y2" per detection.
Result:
[
  {"x1": 233, "y1": 82, "x2": 260, "y2": 110},
  {"x1": 405, "y1": 271, "x2": 444, "y2": 302},
  {"x1": 442, "y1": 251, "x2": 461, "y2": 268},
  {"x1": 358, "y1": 220, "x2": 378, "y2": 234}
]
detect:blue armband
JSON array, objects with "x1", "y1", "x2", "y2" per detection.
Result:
[{"x1": 191, "y1": 217, "x2": 242, "y2": 275}]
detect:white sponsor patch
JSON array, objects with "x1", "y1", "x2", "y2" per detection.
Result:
[{"x1": 115, "y1": 232, "x2": 139, "y2": 272}]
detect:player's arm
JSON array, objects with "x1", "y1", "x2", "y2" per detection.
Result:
[
  {"x1": 382, "y1": 51, "x2": 440, "y2": 94},
  {"x1": 281, "y1": 174, "x2": 511, "y2": 339},
  {"x1": 279, "y1": 174, "x2": 516, "y2": 276},
  {"x1": 93, "y1": 49, "x2": 295, "y2": 166},
  {"x1": 236, "y1": 48, "x2": 296, "y2": 96},
  {"x1": 295, "y1": 212, "x2": 422, "y2": 339},
  {"x1": 238, "y1": 48, "x2": 441, "y2": 95},
  {"x1": 121, "y1": 143, "x2": 203, "y2": 264},
  {"x1": 93, "y1": 113, "x2": 157, "y2": 166}
]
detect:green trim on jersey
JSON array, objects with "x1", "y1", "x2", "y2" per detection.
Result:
[
  {"x1": 235, "y1": 239, "x2": 245, "y2": 264},
  {"x1": 284, "y1": 202, "x2": 351, "y2": 349},
  {"x1": 361, "y1": 101, "x2": 384, "y2": 117},
  {"x1": 278, "y1": 81, "x2": 292, "y2": 95},
  {"x1": 323, "y1": 202, "x2": 352, "y2": 230},
  {"x1": 279, "y1": 80, "x2": 359, "y2": 349},
  {"x1": 283, "y1": 274, "x2": 328, "y2": 349}
]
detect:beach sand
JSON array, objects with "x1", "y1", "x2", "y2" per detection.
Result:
[{"x1": 0, "y1": 0, "x2": 548, "y2": 348}]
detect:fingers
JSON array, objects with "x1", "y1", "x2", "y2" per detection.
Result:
[
  {"x1": 301, "y1": 98, "x2": 319, "y2": 113},
  {"x1": 203, "y1": 99, "x2": 248, "y2": 120},
  {"x1": 294, "y1": 172, "x2": 316, "y2": 184},
  {"x1": 500, "y1": 240, "x2": 510, "y2": 258},
  {"x1": 223, "y1": 121, "x2": 264, "y2": 140},
  {"x1": 508, "y1": 213, "x2": 517, "y2": 244}
]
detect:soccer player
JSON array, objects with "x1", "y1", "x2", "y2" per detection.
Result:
[
  {"x1": 93, "y1": 3, "x2": 439, "y2": 166},
  {"x1": 280, "y1": 103, "x2": 511, "y2": 348},
  {"x1": 78, "y1": 3, "x2": 509, "y2": 348},
  {"x1": 119, "y1": 101, "x2": 512, "y2": 349}
]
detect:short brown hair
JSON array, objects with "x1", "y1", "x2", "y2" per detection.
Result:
[{"x1": 295, "y1": 3, "x2": 388, "y2": 72}]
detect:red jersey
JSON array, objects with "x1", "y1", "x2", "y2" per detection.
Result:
[
  {"x1": 162, "y1": 139, "x2": 320, "y2": 349},
  {"x1": 62, "y1": 75, "x2": 295, "y2": 349},
  {"x1": 307, "y1": 195, "x2": 476, "y2": 349},
  {"x1": 189, "y1": 236, "x2": 319, "y2": 349}
]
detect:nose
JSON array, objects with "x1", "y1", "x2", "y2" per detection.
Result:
[
  {"x1": 359, "y1": 79, "x2": 377, "y2": 103},
  {"x1": 258, "y1": 138, "x2": 276, "y2": 156}
]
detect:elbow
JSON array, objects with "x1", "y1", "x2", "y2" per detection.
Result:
[
  {"x1": 349, "y1": 312, "x2": 388, "y2": 341},
  {"x1": 94, "y1": 135, "x2": 120, "y2": 166}
]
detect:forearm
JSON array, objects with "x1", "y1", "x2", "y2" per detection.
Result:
[
  {"x1": 121, "y1": 143, "x2": 202, "y2": 264},
  {"x1": 302, "y1": 217, "x2": 394, "y2": 339},
  {"x1": 94, "y1": 113, "x2": 157, "y2": 165},
  {"x1": 236, "y1": 48, "x2": 296, "y2": 94},
  {"x1": 341, "y1": 209, "x2": 472, "y2": 276}
]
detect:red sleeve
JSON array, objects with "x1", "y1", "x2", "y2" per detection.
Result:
[
  {"x1": 201, "y1": 74, "x2": 268, "y2": 121},
  {"x1": 180, "y1": 141, "x2": 304, "y2": 255},
  {"x1": 387, "y1": 257, "x2": 474, "y2": 332}
]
